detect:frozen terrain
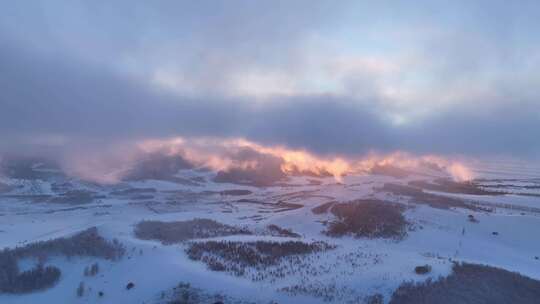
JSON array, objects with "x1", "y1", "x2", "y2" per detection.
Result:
[{"x1": 1, "y1": 158, "x2": 539, "y2": 304}]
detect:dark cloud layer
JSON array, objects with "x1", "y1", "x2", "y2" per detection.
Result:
[
  {"x1": 1, "y1": 1, "x2": 539, "y2": 161},
  {"x1": 1, "y1": 39, "x2": 539, "y2": 159}
]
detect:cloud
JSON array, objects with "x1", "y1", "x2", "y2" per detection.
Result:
[
  {"x1": 0, "y1": 0, "x2": 539, "y2": 163},
  {"x1": 51, "y1": 136, "x2": 476, "y2": 184}
]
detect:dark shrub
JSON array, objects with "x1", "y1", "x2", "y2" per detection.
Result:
[
  {"x1": 76, "y1": 281, "x2": 85, "y2": 297},
  {"x1": 165, "y1": 281, "x2": 228, "y2": 304},
  {"x1": 311, "y1": 201, "x2": 336, "y2": 214},
  {"x1": 9, "y1": 227, "x2": 125, "y2": 261},
  {"x1": 468, "y1": 214, "x2": 479, "y2": 223},
  {"x1": 266, "y1": 224, "x2": 301, "y2": 238},
  {"x1": 84, "y1": 262, "x2": 100, "y2": 276},
  {"x1": 186, "y1": 240, "x2": 335, "y2": 276},
  {"x1": 0, "y1": 227, "x2": 124, "y2": 294},
  {"x1": 110, "y1": 188, "x2": 157, "y2": 196},
  {"x1": 326, "y1": 200, "x2": 407, "y2": 239},
  {"x1": 390, "y1": 262, "x2": 540, "y2": 304},
  {"x1": 0, "y1": 252, "x2": 19, "y2": 288},
  {"x1": 2, "y1": 265, "x2": 61, "y2": 293},
  {"x1": 48, "y1": 190, "x2": 97, "y2": 204},
  {"x1": 366, "y1": 293, "x2": 384, "y2": 304},
  {"x1": 219, "y1": 190, "x2": 252, "y2": 196},
  {"x1": 134, "y1": 219, "x2": 251, "y2": 244},
  {"x1": 414, "y1": 265, "x2": 432, "y2": 275}
]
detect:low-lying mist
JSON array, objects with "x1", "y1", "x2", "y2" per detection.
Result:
[{"x1": 0, "y1": 136, "x2": 475, "y2": 185}]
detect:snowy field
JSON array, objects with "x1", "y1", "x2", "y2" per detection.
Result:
[{"x1": 1, "y1": 161, "x2": 539, "y2": 304}]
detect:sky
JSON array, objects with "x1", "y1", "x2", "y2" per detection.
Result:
[{"x1": 1, "y1": 0, "x2": 539, "y2": 161}]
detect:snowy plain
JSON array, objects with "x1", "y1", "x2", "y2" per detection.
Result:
[{"x1": 1, "y1": 163, "x2": 539, "y2": 304}]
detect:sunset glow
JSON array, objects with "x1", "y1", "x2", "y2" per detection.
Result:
[
  {"x1": 131, "y1": 137, "x2": 475, "y2": 183},
  {"x1": 1, "y1": 2, "x2": 539, "y2": 303}
]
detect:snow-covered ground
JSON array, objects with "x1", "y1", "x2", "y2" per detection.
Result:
[{"x1": 1, "y1": 164, "x2": 539, "y2": 304}]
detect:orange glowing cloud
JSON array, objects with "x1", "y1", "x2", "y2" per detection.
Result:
[
  {"x1": 446, "y1": 162, "x2": 475, "y2": 182},
  {"x1": 135, "y1": 137, "x2": 474, "y2": 182},
  {"x1": 56, "y1": 136, "x2": 475, "y2": 184},
  {"x1": 354, "y1": 152, "x2": 475, "y2": 181}
]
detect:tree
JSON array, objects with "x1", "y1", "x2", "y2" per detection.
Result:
[
  {"x1": 90, "y1": 263, "x2": 99, "y2": 276},
  {"x1": 76, "y1": 281, "x2": 85, "y2": 297}
]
